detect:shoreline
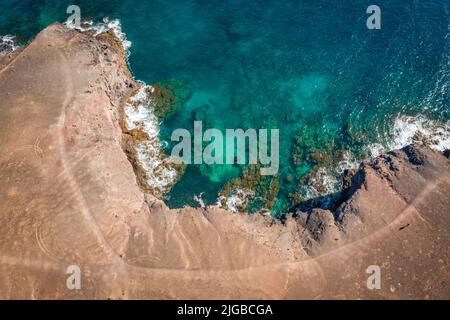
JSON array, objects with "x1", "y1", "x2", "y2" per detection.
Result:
[
  {"x1": 2, "y1": 21, "x2": 450, "y2": 215},
  {"x1": 0, "y1": 22, "x2": 449, "y2": 299},
  {"x1": 58, "y1": 19, "x2": 450, "y2": 214}
]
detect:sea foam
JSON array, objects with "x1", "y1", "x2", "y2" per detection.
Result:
[
  {"x1": 0, "y1": 35, "x2": 19, "y2": 56},
  {"x1": 368, "y1": 115, "x2": 450, "y2": 157},
  {"x1": 193, "y1": 193, "x2": 206, "y2": 208},
  {"x1": 225, "y1": 188, "x2": 255, "y2": 213},
  {"x1": 390, "y1": 115, "x2": 450, "y2": 151}
]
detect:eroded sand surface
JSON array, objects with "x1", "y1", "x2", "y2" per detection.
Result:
[{"x1": 0, "y1": 25, "x2": 449, "y2": 299}]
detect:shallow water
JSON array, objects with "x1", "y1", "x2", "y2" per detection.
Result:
[{"x1": 1, "y1": 0, "x2": 448, "y2": 214}]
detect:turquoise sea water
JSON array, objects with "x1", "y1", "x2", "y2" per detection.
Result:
[{"x1": 1, "y1": 0, "x2": 448, "y2": 214}]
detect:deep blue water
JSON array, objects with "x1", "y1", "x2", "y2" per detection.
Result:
[{"x1": 1, "y1": 0, "x2": 448, "y2": 213}]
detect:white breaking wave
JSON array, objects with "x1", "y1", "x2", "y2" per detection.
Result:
[
  {"x1": 193, "y1": 193, "x2": 206, "y2": 208},
  {"x1": 390, "y1": 115, "x2": 450, "y2": 151},
  {"x1": 335, "y1": 151, "x2": 359, "y2": 175},
  {"x1": 366, "y1": 143, "x2": 385, "y2": 158},
  {"x1": 303, "y1": 168, "x2": 339, "y2": 201},
  {"x1": 0, "y1": 35, "x2": 19, "y2": 56},
  {"x1": 125, "y1": 86, "x2": 160, "y2": 140},
  {"x1": 226, "y1": 188, "x2": 255, "y2": 213},
  {"x1": 368, "y1": 115, "x2": 450, "y2": 157},
  {"x1": 125, "y1": 86, "x2": 179, "y2": 196},
  {"x1": 303, "y1": 151, "x2": 358, "y2": 202},
  {"x1": 64, "y1": 17, "x2": 132, "y2": 56}
]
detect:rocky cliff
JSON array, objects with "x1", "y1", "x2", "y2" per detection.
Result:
[{"x1": 0, "y1": 24, "x2": 449, "y2": 299}]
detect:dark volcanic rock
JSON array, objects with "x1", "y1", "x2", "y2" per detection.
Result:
[
  {"x1": 444, "y1": 149, "x2": 450, "y2": 159},
  {"x1": 402, "y1": 144, "x2": 427, "y2": 165}
]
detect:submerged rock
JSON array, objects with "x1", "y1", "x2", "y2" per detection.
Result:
[{"x1": 151, "y1": 77, "x2": 192, "y2": 120}]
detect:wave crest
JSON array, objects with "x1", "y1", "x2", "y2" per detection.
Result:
[{"x1": 0, "y1": 35, "x2": 19, "y2": 56}]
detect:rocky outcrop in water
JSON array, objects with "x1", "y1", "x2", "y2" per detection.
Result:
[{"x1": 0, "y1": 24, "x2": 449, "y2": 299}]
